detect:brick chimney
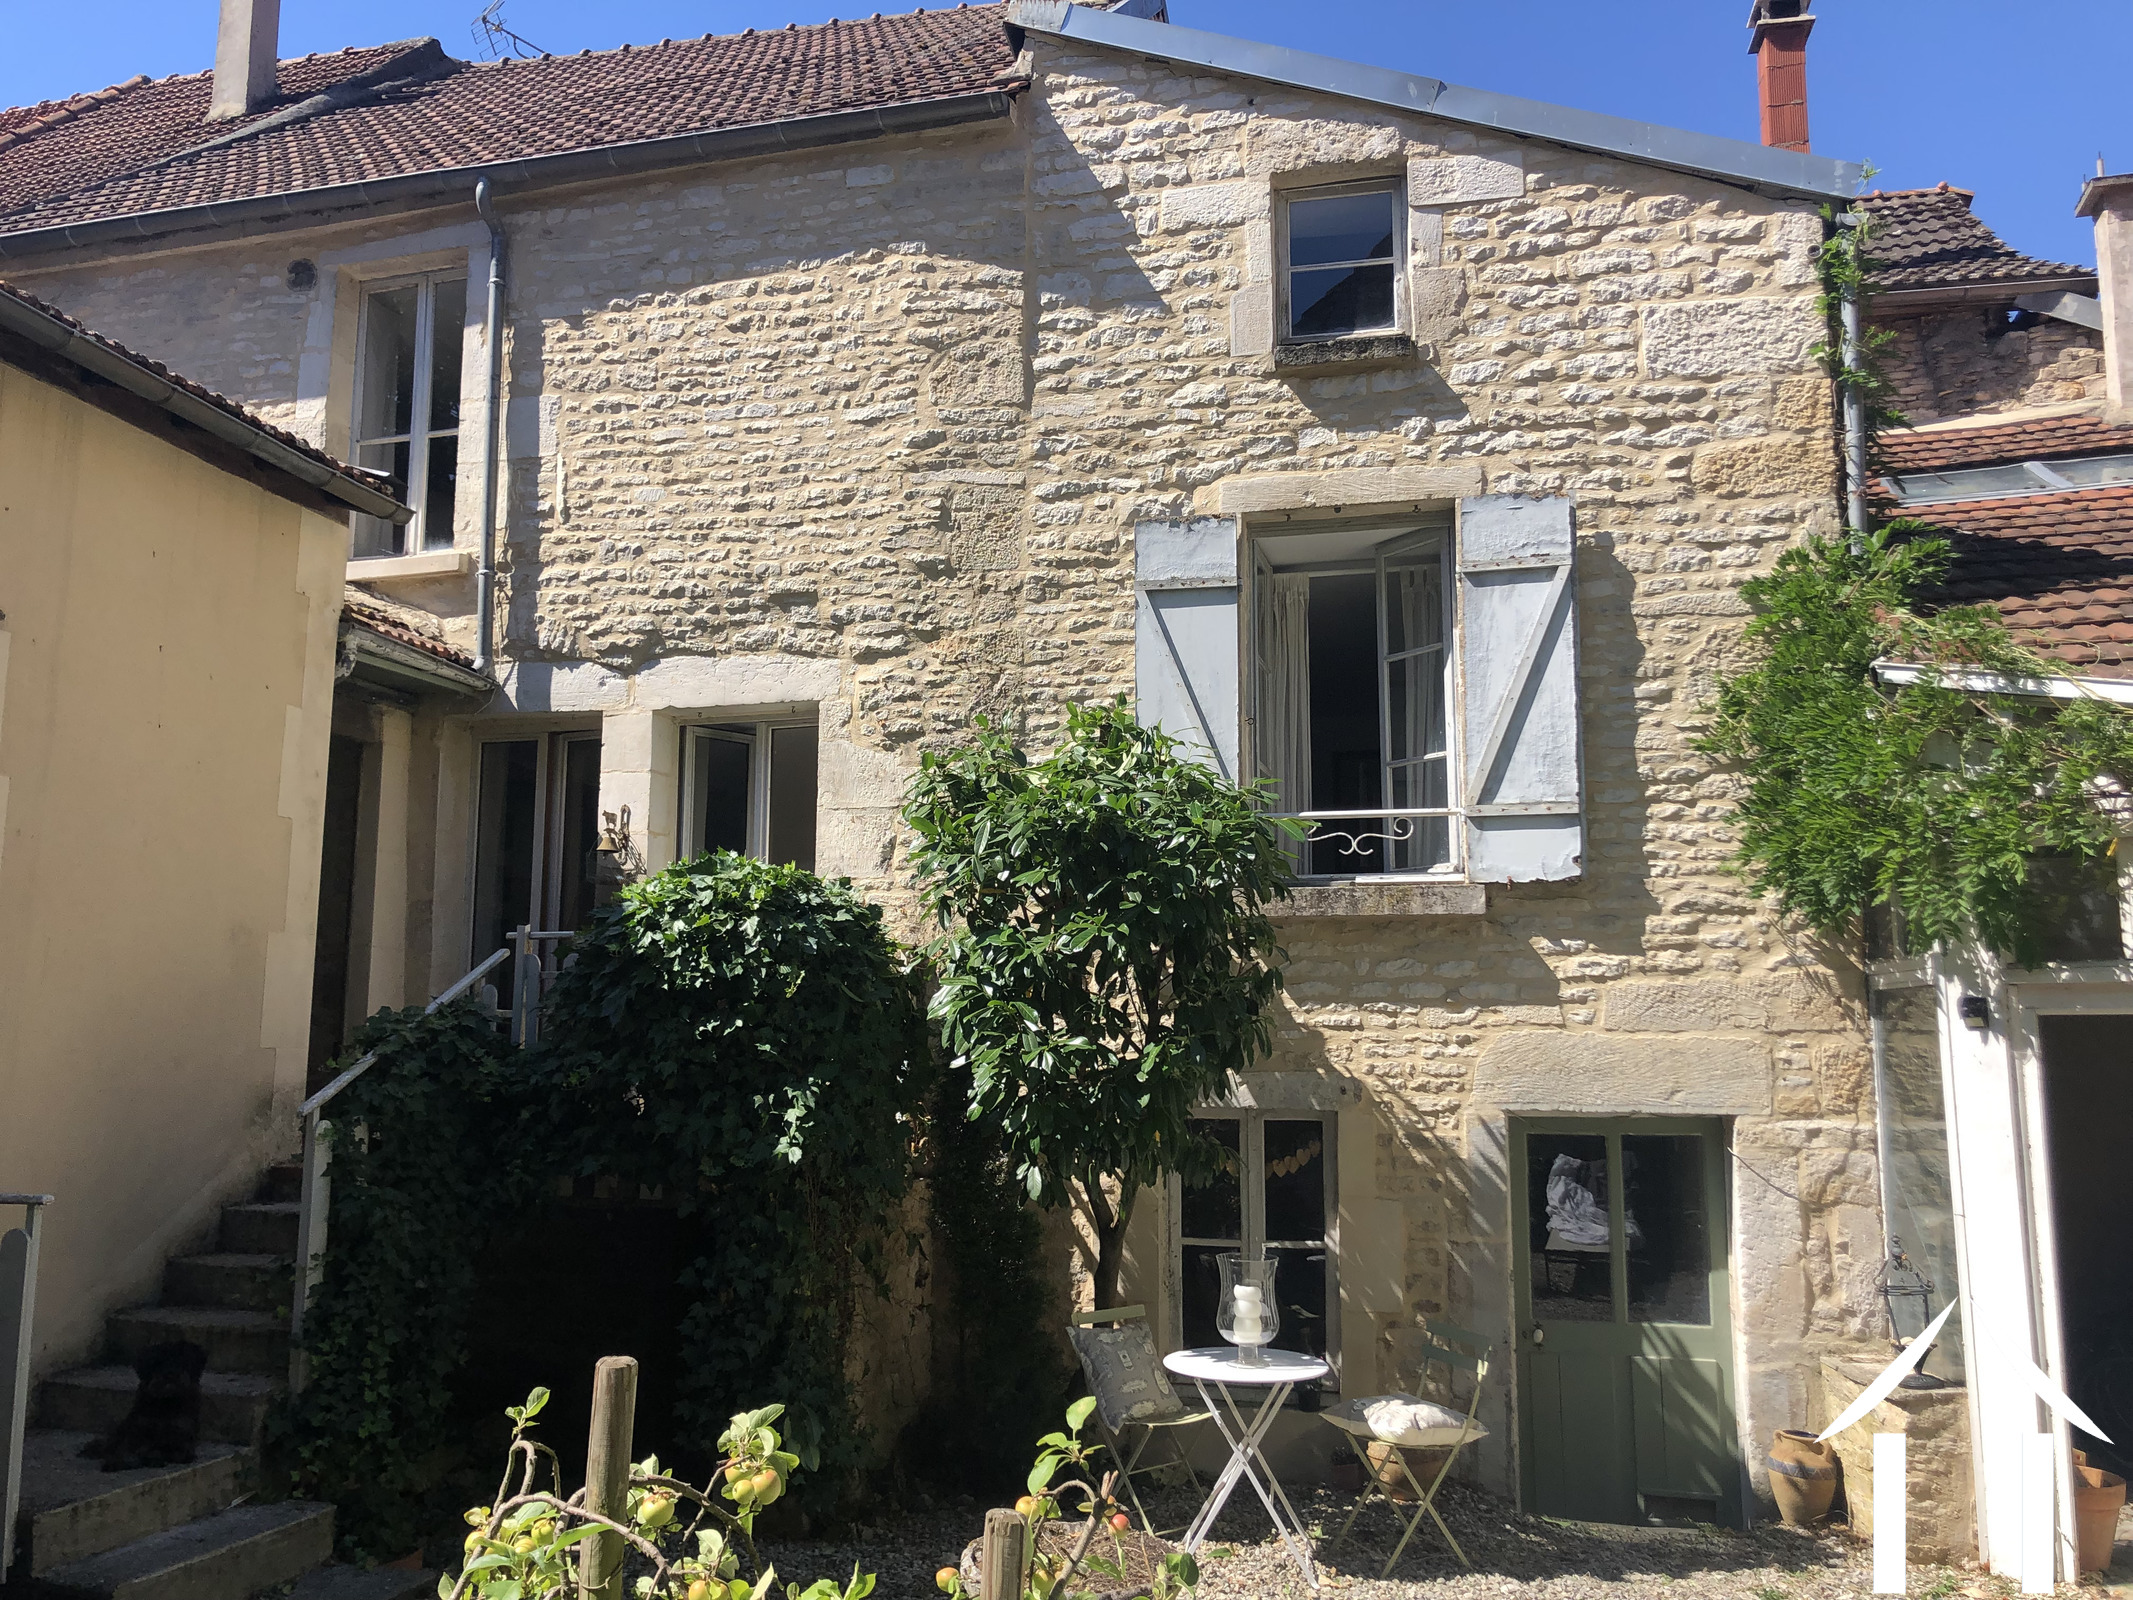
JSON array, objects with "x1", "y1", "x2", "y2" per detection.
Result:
[
  {"x1": 207, "y1": 0, "x2": 280, "y2": 121},
  {"x1": 1747, "y1": 0, "x2": 1815, "y2": 153},
  {"x1": 2078, "y1": 172, "x2": 2133, "y2": 418}
]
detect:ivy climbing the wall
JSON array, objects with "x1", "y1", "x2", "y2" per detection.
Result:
[{"x1": 1704, "y1": 207, "x2": 2133, "y2": 966}]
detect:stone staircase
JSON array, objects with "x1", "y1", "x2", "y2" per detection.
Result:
[{"x1": 6, "y1": 1164, "x2": 436, "y2": 1599}]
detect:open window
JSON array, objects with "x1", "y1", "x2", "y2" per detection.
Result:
[
  {"x1": 1254, "y1": 523, "x2": 1455, "y2": 876},
  {"x1": 1177, "y1": 1110, "x2": 1338, "y2": 1379},
  {"x1": 471, "y1": 731, "x2": 603, "y2": 961},
  {"x1": 350, "y1": 272, "x2": 467, "y2": 559},
  {"x1": 1280, "y1": 181, "x2": 1403, "y2": 344},
  {"x1": 680, "y1": 719, "x2": 819, "y2": 871}
]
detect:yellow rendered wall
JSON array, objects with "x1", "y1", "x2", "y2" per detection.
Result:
[{"x1": 0, "y1": 361, "x2": 344, "y2": 1373}]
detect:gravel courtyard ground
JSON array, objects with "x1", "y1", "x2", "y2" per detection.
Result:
[{"x1": 758, "y1": 1478, "x2": 2111, "y2": 1600}]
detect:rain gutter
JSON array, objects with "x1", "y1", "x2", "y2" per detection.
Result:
[
  {"x1": 1006, "y1": 2, "x2": 1862, "y2": 201},
  {"x1": 1873, "y1": 659, "x2": 2133, "y2": 706}
]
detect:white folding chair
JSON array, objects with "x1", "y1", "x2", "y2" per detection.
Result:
[
  {"x1": 1322, "y1": 1318, "x2": 1492, "y2": 1576},
  {"x1": 1066, "y1": 1305, "x2": 1210, "y2": 1536}
]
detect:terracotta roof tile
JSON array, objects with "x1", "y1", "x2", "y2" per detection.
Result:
[
  {"x1": 0, "y1": 273, "x2": 388, "y2": 492},
  {"x1": 1880, "y1": 410, "x2": 2133, "y2": 474},
  {"x1": 1913, "y1": 484, "x2": 2133, "y2": 678},
  {"x1": 1860, "y1": 184, "x2": 2092, "y2": 296},
  {"x1": 0, "y1": 8, "x2": 1023, "y2": 239},
  {"x1": 342, "y1": 593, "x2": 477, "y2": 670}
]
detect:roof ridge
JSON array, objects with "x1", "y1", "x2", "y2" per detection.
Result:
[
  {"x1": 465, "y1": 1, "x2": 1002, "y2": 70},
  {"x1": 0, "y1": 77, "x2": 148, "y2": 158},
  {"x1": 1864, "y1": 184, "x2": 1974, "y2": 201}
]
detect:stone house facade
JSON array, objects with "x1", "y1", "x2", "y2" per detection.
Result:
[{"x1": 1, "y1": 0, "x2": 1893, "y2": 1529}]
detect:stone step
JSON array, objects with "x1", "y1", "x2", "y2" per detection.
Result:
[
  {"x1": 260, "y1": 1161, "x2": 305, "y2": 1205},
  {"x1": 9, "y1": 1430, "x2": 253, "y2": 1576},
  {"x1": 107, "y1": 1306, "x2": 289, "y2": 1376},
  {"x1": 39, "y1": 1367, "x2": 280, "y2": 1449},
  {"x1": 34, "y1": 1498, "x2": 334, "y2": 1600},
  {"x1": 165, "y1": 1253, "x2": 293, "y2": 1315},
  {"x1": 275, "y1": 1561, "x2": 439, "y2": 1600},
  {"x1": 219, "y1": 1202, "x2": 300, "y2": 1259}
]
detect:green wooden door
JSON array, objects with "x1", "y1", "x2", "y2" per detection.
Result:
[{"x1": 1512, "y1": 1118, "x2": 1741, "y2": 1527}]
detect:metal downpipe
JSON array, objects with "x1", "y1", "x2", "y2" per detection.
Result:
[
  {"x1": 474, "y1": 177, "x2": 506, "y2": 678},
  {"x1": 1839, "y1": 213, "x2": 1870, "y2": 546}
]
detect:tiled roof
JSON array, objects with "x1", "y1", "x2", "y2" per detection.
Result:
[
  {"x1": 1880, "y1": 410, "x2": 2133, "y2": 474},
  {"x1": 343, "y1": 593, "x2": 477, "y2": 670},
  {"x1": 0, "y1": 8, "x2": 1023, "y2": 239},
  {"x1": 1915, "y1": 486, "x2": 2133, "y2": 678},
  {"x1": 1860, "y1": 184, "x2": 2093, "y2": 296},
  {"x1": 0, "y1": 273, "x2": 388, "y2": 494}
]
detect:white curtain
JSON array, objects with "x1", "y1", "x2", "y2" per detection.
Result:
[{"x1": 1256, "y1": 574, "x2": 1313, "y2": 866}]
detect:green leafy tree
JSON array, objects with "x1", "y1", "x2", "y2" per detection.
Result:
[
  {"x1": 1702, "y1": 526, "x2": 2133, "y2": 967},
  {"x1": 903, "y1": 700, "x2": 1293, "y2": 1311}
]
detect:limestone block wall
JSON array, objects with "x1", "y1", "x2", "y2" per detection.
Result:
[
  {"x1": 1877, "y1": 307, "x2": 2106, "y2": 424},
  {"x1": 11, "y1": 34, "x2": 1892, "y2": 1506}
]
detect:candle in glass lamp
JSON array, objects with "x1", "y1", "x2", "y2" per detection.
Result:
[{"x1": 1232, "y1": 1283, "x2": 1265, "y2": 1342}]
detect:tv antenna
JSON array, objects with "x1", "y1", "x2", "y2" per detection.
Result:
[{"x1": 472, "y1": 1, "x2": 548, "y2": 59}]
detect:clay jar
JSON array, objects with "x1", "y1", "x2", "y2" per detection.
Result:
[
  {"x1": 2075, "y1": 1459, "x2": 2127, "y2": 1574},
  {"x1": 1767, "y1": 1429, "x2": 1841, "y2": 1525}
]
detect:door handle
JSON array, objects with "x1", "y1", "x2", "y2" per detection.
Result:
[{"x1": 1528, "y1": 1325, "x2": 1546, "y2": 1347}]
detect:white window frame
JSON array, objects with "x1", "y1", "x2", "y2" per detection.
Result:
[
  {"x1": 678, "y1": 716, "x2": 819, "y2": 862},
  {"x1": 350, "y1": 270, "x2": 466, "y2": 559},
  {"x1": 1277, "y1": 178, "x2": 1407, "y2": 346},
  {"x1": 1172, "y1": 1108, "x2": 1341, "y2": 1389},
  {"x1": 1248, "y1": 520, "x2": 1463, "y2": 879},
  {"x1": 468, "y1": 726, "x2": 602, "y2": 963}
]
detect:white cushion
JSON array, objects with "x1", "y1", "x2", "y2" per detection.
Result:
[{"x1": 1323, "y1": 1392, "x2": 1488, "y2": 1449}]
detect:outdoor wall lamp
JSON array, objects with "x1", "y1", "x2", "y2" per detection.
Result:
[{"x1": 1958, "y1": 995, "x2": 1991, "y2": 1031}]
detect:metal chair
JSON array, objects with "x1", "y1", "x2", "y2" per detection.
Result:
[
  {"x1": 1322, "y1": 1318, "x2": 1492, "y2": 1576},
  {"x1": 1065, "y1": 1305, "x2": 1210, "y2": 1536}
]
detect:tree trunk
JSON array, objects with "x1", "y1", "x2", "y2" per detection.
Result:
[{"x1": 1086, "y1": 1180, "x2": 1138, "y2": 1312}]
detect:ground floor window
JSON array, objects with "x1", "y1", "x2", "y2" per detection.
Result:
[
  {"x1": 471, "y1": 730, "x2": 602, "y2": 960},
  {"x1": 681, "y1": 719, "x2": 818, "y2": 871},
  {"x1": 1177, "y1": 1110, "x2": 1337, "y2": 1372}
]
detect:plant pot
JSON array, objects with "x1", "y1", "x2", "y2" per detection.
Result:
[
  {"x1": 1363, "y1": 1440, "x2": 1451, "y2": 1504},
  {"x1": 2075, "y1": 1462, "x2": 2126, "y2": 1574},
  {"x1": 1330, "y1": 1454, "x2": 1365, "y2": 1494},
  {"x1": 1766, "y1": 1429, "x2": 1841, "y2": 1526}
]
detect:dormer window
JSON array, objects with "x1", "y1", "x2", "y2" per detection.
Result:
[{"x1": 1281, "y1": 182, "x2": 1402, "y2": 343}]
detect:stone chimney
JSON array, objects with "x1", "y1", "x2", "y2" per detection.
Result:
[
  {"x1": 1747, "y1": 0, "x2": 1815, "y2": 153},
  {"x1": 207, "y1": 0, "x2": 280, "y2": 122},
  {"x1": 2078, "y1": 172, "x2": 2133, "y2": 418}
]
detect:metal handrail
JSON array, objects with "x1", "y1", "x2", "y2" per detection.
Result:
[
  {"x1": 288, "y1": 946, "x2": 512, "y2": 1391},
  {"x1": 2, "y1": 1192, "x2": 50, "y2": 1580}
]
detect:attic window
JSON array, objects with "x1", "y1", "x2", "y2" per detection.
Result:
[
  {"x1": 1889, "y1": 452, "x2": 2133, "y2": 506},
  {"x1": 1280, "y1": 182, "x2": 1403, "y2": 343}
]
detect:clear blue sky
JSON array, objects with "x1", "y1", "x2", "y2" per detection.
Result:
[{"x1": 4, "y1": 1, "x2": 2124, "y2": 269}]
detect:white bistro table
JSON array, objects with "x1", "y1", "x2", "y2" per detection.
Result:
[{"x1": 1162, "y1": 1346, "x2": 1329, "y2": 1591}]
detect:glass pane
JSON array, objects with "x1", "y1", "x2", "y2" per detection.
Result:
[
  {"x1": 1270, "y1": 1246, "x2": 1329, "y2": 1360},
  {"x1": 357, "y1": 285, "x2": 418, "y2": 441},
  {"x1": 692, "y1": 734, "x2": 752, "y2": 857},
  {"x1": 1883, "y1": 984, "x2": 1963, "y2": 1380},
  {"x1": 2052, "y1": 453, "x2": 2133, "y2": 488},
  {"x1": 1291, "y1": 263, "x2": 1396, "y2": 339},
  {"x1": 766, "y1": 723, "x2": 819, "y2": 871},
  {"x1": 1288, "y1": 190, "x2": 1397, "y2": 267},
  {"x1": 358, "y1": 439, "x2": 411, "y2": 508},
  {"x1": 1624, "y1": 1134, "x2": 1712, "y2": 1326},
  {"x1": 1382, "y1": 550, "x2": 1444, "y2": 660},
  {"x1": 472, "y1": 741, "x2": 539, "y2": 964},
  {"x1": 2026, "y1": 855, "x2": 2125, "y2": 962},
  {"x1": 554, "y1": 738, "x2": 603, "y2": 933},
  {"x1": 422, "y1": 433, "x2": 459, "y2": 552},
  {"x1": 349, "y1": 512, "x2": 403, "y2": 560},
  {"x1": 1181, "y1": 1117, "x2": 1242, "y2": 1241},
  {"x1": 1891, "y1": 464, "x2": 2040, "y2": 504},
  {"x1": 1306, "y1": 573, "x2": 1382, "y2": 875},
  {"x1": 1181, "y1": 1244, "x2": 1227, "y2": 1350},
  {"x1": 428, "y1": 279, "x2": 467, "y2": 432},
  {"x1": 1529, "y1": 1133, "x2": 1615, "y2": 1322},
  {"x1": 1263, "y1": 1118, "x2": 1326, "y2": 1243}
]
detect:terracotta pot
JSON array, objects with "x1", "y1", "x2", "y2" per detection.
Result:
[
  {"x1": 1766, "y1": 1429, "x2": 1841, "y2": 1526},
  {"x1": 2075, "y1": 1462, "x2": 2126, "y2": 1574},
  {"x1": 1330, "y1": 1455, "x2": 1366, "y2": 1494},
  {"x1": 1363, "y1": 1440, "x2": 1451, "y2": 1504}
]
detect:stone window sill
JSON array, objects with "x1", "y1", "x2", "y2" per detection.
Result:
[
  {"x1": 1274, "y1": 879, "x2": 1486, "y2": 918},
  {"x1": 349, "y1": 549, "x2": 475, "y2": 583},
  {"x1": 1268, "y1": 333, "x2": 1428, "y2": 374}
]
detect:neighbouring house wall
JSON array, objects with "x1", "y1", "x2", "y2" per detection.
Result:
[
  {"x1": 12, "y1": 47, "x2": 1888, "y2": 1504},
  {"x1": 0, "y1": 361, "x2": 343, "y2": 1372},
  {"x1": 1876, "y1": 307, "x2": 2105, "y2": 425}
]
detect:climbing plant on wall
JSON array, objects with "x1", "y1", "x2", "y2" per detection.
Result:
[{"x1": 1704, "y1": 207, "x2": 2133, "y2": 966}]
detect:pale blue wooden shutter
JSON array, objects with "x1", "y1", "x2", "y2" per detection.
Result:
[
  {"x1": 1135, "y1": 517, "x2": 1241, "y2": 781},
  {"x1": 1457, "y1": 496, "x2": 1583, "y2": 881}
]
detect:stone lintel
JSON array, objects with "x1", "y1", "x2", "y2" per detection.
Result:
[
  {"x1": 1475, "y1": 1032, "x2": 1773, "y2": 1115},
  {"x1": 1205, "y1": 463, "x2": 1486, "y2": 516},
  {"x1": 1268, "y1": 333, "x2": 1429, "y2": 374}
]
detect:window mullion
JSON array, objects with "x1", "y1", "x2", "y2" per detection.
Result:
[
  {"x1": 1375, "y1": 549, "x2": 1394, "y2": 820},
  {"x1": 407, "y1": 278, "x2": 436, "y2": 549}
]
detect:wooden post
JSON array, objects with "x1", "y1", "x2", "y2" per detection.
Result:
[
  {"x1": 579, "y1": 1355, "x2": 639, "y2": 1600},
  {"x1": 979, "y1": 1507, "x2": 1026, "y2": 1600}
]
